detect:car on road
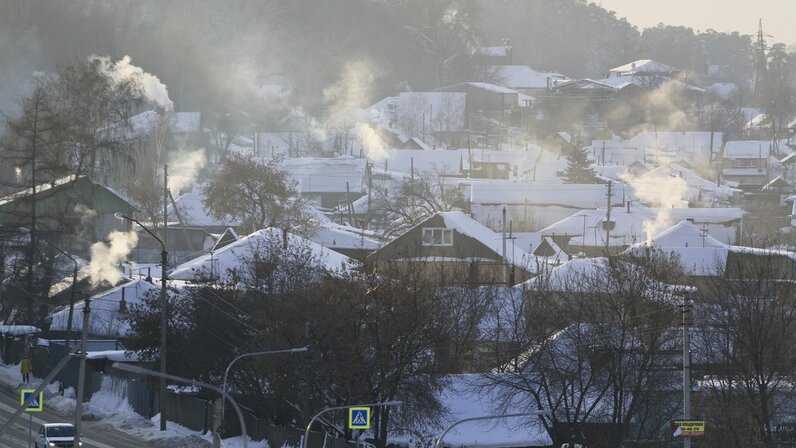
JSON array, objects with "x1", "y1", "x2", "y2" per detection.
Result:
[{"x1": 34, "y1": 423, "x2": 82, "y2": 448}]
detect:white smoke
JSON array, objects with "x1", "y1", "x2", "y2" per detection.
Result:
[
  {"x1": 89, "y1": 230, "x2": 138, "y2": 287},
  {"x1": 624, "y1": 172, "x2": 689, "y2": 243},
  {"x1": 93, "y1": 55, "x2": 173, "y2": 111},
  {"x1": 168, "y1": 148, "x2": 207, "y2": 195},
  {"x1": 323, "y1": 61, "x2": 378, "y2": 113},
  {"x1": 358, "y1": 124, "x2": 389, "y2": 161}
]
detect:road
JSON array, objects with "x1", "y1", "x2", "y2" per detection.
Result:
[{"x1": 0, "y1": 385, "x2": 153, "y2": 448}]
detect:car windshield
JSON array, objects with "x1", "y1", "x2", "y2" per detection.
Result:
[{"x1": 46, "y1": 426, "x2": 74, "y2": 437}]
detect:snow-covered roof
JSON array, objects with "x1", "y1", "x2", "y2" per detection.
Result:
[
  {"x1": 724, "y1": 140, "x2": 772, "y2": 159},
  {"x1": 542, "y1": 205, "x2": 743, "y2": 248},
  {"x1": 485, "y1": 65, "x2": 564, "y2": 90},
  {"x1": 632, "y1": 163, "x2": 741, "y2": 204},
  {"x1": 0, "y1": 325, "x2": 40, "y2": 335},
  {"x1": 596, "y1": 74, "x2": 704, "y2": 93},
  {"x1": 438, "y1": 211, "x2": 535, "y2": 269},
  {"x1": 470, "y1": 181, "x2": 610, "y2": 208},
  {"x1": 519, "y1": 257, "x2": 690, "y2": 298},
  {"x1": 280, "y1": 157, "x2": 366, "y2": 194},
  {"x1": 397, "y1": 92, "x2": 466, "y2": 133},
  {"x1": 169, "y1": 228, "x2": 355, "y2": 281},
  {"x1": 370, "y1": 149, "x2": 463, "y2": 176},
  {"x1": 86, "y1": 350, "x2": 140, "y2": 362},
  {"x1": 609, "y1": 59, "x2": 677, "y2": 76},
  {"x1": 168, "y1": 189, "x2": 242, "y2": 227},
  {"x1": 623, "y1": 221, "x2": 728, "y2": 276},
  {"x1": 50, "y1": 279, "x2": 158, "y2": 337},
  {"x1": 445, "y1": 82, "x2": 520, "y2": 95},
  {"x1": 309, "y1": 221, "x2": 380, "y2": 250},
  {"x1": 624, "y1": 220, "x2": 796, "y2": 276}
]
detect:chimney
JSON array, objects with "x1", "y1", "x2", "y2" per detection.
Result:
[{"x1": 119, "y1": 287, "x2": 127, "y2": 313}]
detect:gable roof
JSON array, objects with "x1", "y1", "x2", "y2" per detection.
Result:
[
  {"x1": 437, "y1": 211, "x2": 535, "y2": 268},
  {"x1": 0, "y1": 175, "x2": 135, "y2": 214},
  {"x1": 50, "y1": 278, "x2": 158, "y2": 337},
  {"x1": 169, "y1": 228, "x2": 355, "y2": 281},
  {"x1": 485, "y1": 65, "x2": 567, "y2": 90},
  {"x1": 280, "y1": 157, "x2": 367, "y2": 194},
  {"x1": 609, "y1": 59, "x2": 677, "y2": 76}
]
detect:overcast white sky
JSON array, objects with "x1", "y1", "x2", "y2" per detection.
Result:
[{"x1": 596, "y1": 0, "x2": 796, "y2": 46}]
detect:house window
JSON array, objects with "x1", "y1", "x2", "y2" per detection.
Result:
[{"x1": 422, "y1": 228, "x2": 454, "y2": 246}]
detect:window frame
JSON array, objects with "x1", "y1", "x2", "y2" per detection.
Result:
[{"x1": 421, "y1": 227, "x2": 454, "y2": 246}]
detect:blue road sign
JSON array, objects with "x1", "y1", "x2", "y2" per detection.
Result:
[
  {"x1": 348, "y1": 407, "x2": 370, "y2": 430},
  {"x1": 21, "y1": 389, "x2": 43, "y2": 412}
]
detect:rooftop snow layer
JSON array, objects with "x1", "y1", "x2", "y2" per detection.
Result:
[{"x1": 169, "y1": 228, "x2": 355, "y2": 281}]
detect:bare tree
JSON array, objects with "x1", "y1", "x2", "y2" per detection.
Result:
[
  {"x1": 371, "y1": 169, "x2": 468, "y2": 237},
  {"x1": 696, "y1": 249, "x2": 796, "y2": 448},
  {"x1": 478, "y1": 254, "x2": 686, "y2": 447}
]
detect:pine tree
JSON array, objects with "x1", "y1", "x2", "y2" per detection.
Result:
[{"x1": 564, "y1": 146, "x2": 599, "y2": 183}]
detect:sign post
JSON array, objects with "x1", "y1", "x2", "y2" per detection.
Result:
[
  {"x1": 673, "y1": 420, "x2": 705, "y2": 437},
  {"x1": 348, "y1": 407, "x2": 371, "y2": 430},
  {"x1": 21, "y1": 390, "x2": 43, "y2": 448}
]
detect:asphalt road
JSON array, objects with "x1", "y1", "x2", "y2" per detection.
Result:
[{"x1": 0, "y1": 385, "x2": 153, "y2": 448}]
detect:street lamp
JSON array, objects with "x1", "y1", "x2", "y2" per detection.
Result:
[
  {"x1": 114, "y1": 212, "x2": 169, "y2": 431},
  {"x1": 302, "y1": 401, "x2": 402, "y2": 448},
  {"x1": 434, "y1": 410, "x2": 551, "y2": 448},
  {"x1": 219, "y1": 346, "x2": 310, "y2": 429}
]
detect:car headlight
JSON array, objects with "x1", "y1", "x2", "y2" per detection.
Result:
[{"x1": 48, "y1": 443, "x2": 55, "y2": 447}]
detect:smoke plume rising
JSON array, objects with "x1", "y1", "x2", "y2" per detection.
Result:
[
  {"x1": 358, "y1": 124, "x2": 389, "y2": 161},
  {"x1": 89, "y1": 230, "x2": 138, "y2": 287},
  {"x1": 93, "y1": 55, "x2": 173, "y2": 111},
  {"x1": 624, "y1": 172, "x2": 689, "y2": 243},
  {"x1": 168, "y1": 148, "x2": 207, "y2": 195}
]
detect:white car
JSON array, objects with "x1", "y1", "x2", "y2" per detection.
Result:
[{"x1": 34, "y1": 423, "x2": 83, "y2": 448}]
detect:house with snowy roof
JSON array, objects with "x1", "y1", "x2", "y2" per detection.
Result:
[
  {"x1": 169, "y1": 227, "x2": 355, "y2": 283},
  {"x1": 541, "y1": 204, "x2": 743, "y2": 256},
  {"x1": 587, "y1": 131, "x2": 721, "y2": 171},
  {"x1": 280, "y1": 157, "x2": 367, "y2": 209},
  {"x1": 483, "y1": 65, "x2": 569, "y2": 95},
  {"x1": 50, "y1": 278, "x2": 158, "y2": 338},
  {"x1": 608, "y1": 60, "x2": 680, "y2": 78},
  {"x1": 623, "y1": 220, "x2": 796, "y2": 283},
  {"x1": 366, "y1": 211, "x2": 542, "y2": 286},
  {"x1": 722, "y1": 140, "x2": 773, "y2": 189},
  {"x1": 469, "y1": 180, "x2": 614, "y2": 232},
  {"x1": 0, "y1": 175, "x2": 134, "y2": 253}
]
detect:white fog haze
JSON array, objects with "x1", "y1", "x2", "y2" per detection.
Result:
[{"x1": 0, "y1": 2, "x2": 796, "y2": 448}]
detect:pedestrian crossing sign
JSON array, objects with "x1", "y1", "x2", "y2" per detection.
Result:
[
  {"x1": 348, "y1": 407, "x2": 370, "y2": 430},
  {"x1": 21, "y1": 389, "x2": 43, "y2": 412}
]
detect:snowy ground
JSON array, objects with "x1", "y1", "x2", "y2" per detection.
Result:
[{"x1": 0, "y1": 361, "x2": 267, "y2": 448}]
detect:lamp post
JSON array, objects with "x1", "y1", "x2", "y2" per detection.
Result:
[
  {"x1": 434, "y1": 410, "x2": 551, "y2": 448},
  {"x1": 302, "y1": 401, "x2": 402, "y2": 448},
  {"x1": 114, "y1": 212, "x2": 169, "y2": 431},
  {"x1": 219, "y1": 346, "x2": 310, "y2": 428}
]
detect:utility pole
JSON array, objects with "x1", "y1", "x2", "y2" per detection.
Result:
[
  {"x1": 681, "y1": 294, "x2": 693, "y2": 448},
  {"x1": 605, "y1": 181, "x2": 613, "y2": 252},
  {"x1": 74, "y1": 298, "x2": 90, "y2": 448},
  {"x1": 160, "y1": 164, "x2": 169, "y2": 432},
  {"x1": 502, "y1": 207, "x2": 508, "y2": 284}
]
